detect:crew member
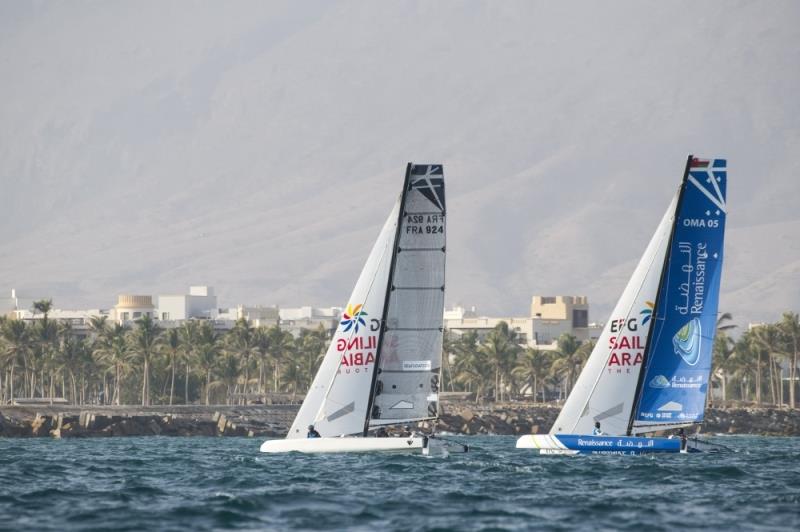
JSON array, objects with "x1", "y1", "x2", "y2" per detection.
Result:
[
  {"x1": 592, "y1": 421, "x2": 604, "y2": 436},
  {"x1": 307, "y1": 424, "x2": 321, "y2": 438},
  {"x1": 678, "y1": 428, "x2": 688, "y2": 451}
]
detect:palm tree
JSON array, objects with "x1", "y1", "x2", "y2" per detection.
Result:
[
  {"x1": 778, "y1": 312, "x2": 799, "y2": 409},
  {"x1": 752, "y1": 324, "x2": 785, "y2": 405},
  {"x1": 712, "y1": 331, "x2": 735, "y2": 404},
  {"x1": 226, "y1": 319, "x2": 258, "y2": 404},
  {"x1": 1, "y1": 319, "x2": 30, "y2": 404},
  {"x1": 268, "y1": 326, "x2": 296, "y2": 392},
  {"x1": 129, "y1": 315, "x2": 161, "y2": 406},
  {"x1": 95, "y1": 324, "x2": 129, "y2": 405},
  {"x1": 32, "y1": 299, "x2": 53, "y2": 326},
  {"x1": 253, "y1": 327, "x2": 272, "y2": 395},
  {"x1": 160, "y1": 328, "x2": 180, "y2": 405},
  {"x1": 296, "y1": 326, "x2": 328, "y2": 390},
  {"x1": 30, "y1": 315, "x2": 58, "y2": 399},
  {"x1": 178, "y1": 321, "x2": 200, "y2": 404},
  {"x1": 195, "y1": 322, "x2": 220, "y2": 405},
  {"x1": 56, "y1": 327, "x2": 84, "y2": 404},
  {"x1": 512, "y1": 347, "x2": 551, "y2": 402},
  {"x1": 217, "y1": 351, "x2": 240, "y2": 405},
  {"x1": 550, "y1": 333, "x2": 585, "y2": 396},
  {"x1": 442, "y1": 329, "x2": 458, "y2": 392},
  {"x1": 716, "y1": 312, "x2": 737, "y2": 334},
  {"x1": 733, "y1": 331, "x2": 761, "y2": 404},
  {"x1": 452, "y1": 331, "x2": 491, "y2": 402},
  {"x1": 479, "y1": 322, "x2": 521, "y2": 401}
]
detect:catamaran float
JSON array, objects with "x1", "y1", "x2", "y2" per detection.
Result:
[
  {"x1": 261, "y1": 163, "x2": 456, "y2": 454},
  {"x1": 517, "y1": 155, "x2": 728, "y2": 455}
]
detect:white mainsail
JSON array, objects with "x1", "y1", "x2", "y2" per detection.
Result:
[
  {"x1": 286, "y1": 200, "x2": 399, "y2": 438},
  {"x1": 285, "y1": 163, "x2": 446, "y2": 439},
  {"x1": 550, "y1": 192, "x2": 678, "y2": 436},
  {"x1": 369, "y1": 164, "x2": 446, "y2": 427}
]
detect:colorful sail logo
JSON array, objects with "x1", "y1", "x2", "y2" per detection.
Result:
[
  {"x1": 672, "y1": 318, "x2": 702, "y2": 366},
  {"x1": 640, "y1": 301, "x2": 654, "y2": 326},
  {"x1": 340, "y1": 304, "x2": 368, "y2": 333}
]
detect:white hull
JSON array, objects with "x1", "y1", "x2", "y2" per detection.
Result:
[
  {"x1": 515, "y1": 435, "x2": 578, "y2": 455},
  {"x1": 259, "y1": 436, "x2": 426, "y2": 454}
]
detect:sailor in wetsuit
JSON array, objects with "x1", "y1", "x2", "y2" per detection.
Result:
[
  {"x1": 307, "y1": 424, "x2": 321, "y2": 438},
  {"x1": 593, "y1": 421, "x2": 604, "y2": 436}
]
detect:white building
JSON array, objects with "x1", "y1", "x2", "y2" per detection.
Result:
[
  {"x1": 279, "y1": 306, "x2": 342, "y2": 337},
  {"x1": 157, "y1": 286, "x2": 218, "y2": 321}
]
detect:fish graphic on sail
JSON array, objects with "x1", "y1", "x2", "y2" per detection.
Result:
[
  {"x1": 261, "y1": 163, "x2": 450, "y2": 454},
  {"x1": 519, "y1": 155, "x2": 728, "y2": 454}
]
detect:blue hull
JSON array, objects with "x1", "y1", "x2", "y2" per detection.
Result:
[
  {"x1": 516, "y1": 434, "x2": 700, "y2": 455},
  {"x1": 556, "y1": 435, "x2": 693, "y2": 455}
]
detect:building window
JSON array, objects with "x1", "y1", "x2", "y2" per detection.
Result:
[
  {"x1": 133, "y1": 312, "x2": 142, "y2": 319},
  {"x1": 572, "y1": 309, "x2": 588, "y2": 328},
  {"x1": 541, "y1": 297, "x2": 556, "y2": 305},
  {"x1": 162, "y1": 312, "x2": 170, "y2": 320},
  {"x1": 121, "y1": 312, "x2": 129, "y2": 321}
]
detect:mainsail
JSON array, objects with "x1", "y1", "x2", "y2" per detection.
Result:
[
  {"x1": 629, "y1": 157, "x2": 727, "y2": 434},
  {"x1": 551, "y1": 155, "x2": 727, "y2": 437},
  {"x1": 368, "y1": 164, "x2": 446, "y2": 429},
  {"x1": 286, "y1": 163, "x2": 445, "y2": 439}
]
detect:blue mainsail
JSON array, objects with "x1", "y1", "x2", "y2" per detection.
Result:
[{"x1": 632, "y1": 157, "x2": 727, "y2": 428}]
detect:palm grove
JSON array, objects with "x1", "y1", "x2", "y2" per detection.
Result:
[{"x1": 1, "y1": 301, "x2": 799, "y2": 409}]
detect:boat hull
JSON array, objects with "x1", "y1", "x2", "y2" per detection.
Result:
[
  {"x1": 260, "y1": 436, "x2": 427, "y2": 454},
  {"x1": 516, "y1": 434, "x2": 694, "y2": 455}
]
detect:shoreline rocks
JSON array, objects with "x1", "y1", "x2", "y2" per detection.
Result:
[{"x1": 1, "y1": 403, "x2": 799, "y2": 438}]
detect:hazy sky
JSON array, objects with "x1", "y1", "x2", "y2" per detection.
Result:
[{"x1": 1, "y1": 1, "x2": 798, "y2": 327}]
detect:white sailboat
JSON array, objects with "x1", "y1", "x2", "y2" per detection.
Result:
[
  {"x1": 261, "y1": 163, "x2": 451, "y2": 454},
  {"x1": 517, "y1": 155, "x2": 728, "y2": 455}
]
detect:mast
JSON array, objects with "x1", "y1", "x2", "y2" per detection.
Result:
[
  {"x1": 362, "y1": 163, "x2": 413, "y2": 436},
  {"x1": 626, "y1": 154, "x2": 694, "y2": 436}
]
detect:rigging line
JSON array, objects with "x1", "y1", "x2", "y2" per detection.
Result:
[
  {"x1": 567, "y1": 189, "x2": 680, "y2": 433},
  {"x1": 310, "y1": 197, "x2": 401, "y2": 425}
]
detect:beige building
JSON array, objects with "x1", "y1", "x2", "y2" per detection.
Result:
[
  {"x1": 113, "y1": 295, "x2": 156, "y2": 324},
  {"x1": 444, "y1": 296, "x2": 602, "y2": 350}
]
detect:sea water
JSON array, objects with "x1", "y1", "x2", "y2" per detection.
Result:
[{"x1": 0, "y1": 436, "x2": 797, "y2": 530}]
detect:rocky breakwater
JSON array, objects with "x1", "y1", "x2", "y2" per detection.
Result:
[
  {"x1": 702, "y1": 407, "x2": 800, "y2": 436},
  {"x1": 2, "y1": 404, "x2": 799, "y2": 438},
  {"x1": 428, "y1": 403, "x2": 800, "y2": 437},
  {"x1": 0, "y1": 405, "x2": 300, "y2": 439},
  {"x1": 433, "y1": 403, "x2": 562, "y2": 436}
]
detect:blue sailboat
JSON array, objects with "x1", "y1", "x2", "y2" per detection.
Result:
[{"x1": 517, "y1": 155, "x2": 727, "y2": 455}]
